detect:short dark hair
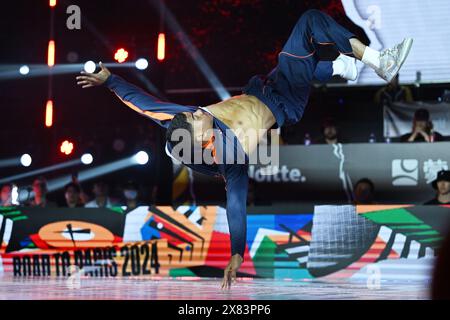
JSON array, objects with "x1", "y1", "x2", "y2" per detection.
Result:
[
  {"x1": 321, "y1": 117, "x2": 337, "y2": 133},
  {"x1": 166, "y1": 113, "x2": 195, "y2": 162},
  {"x1": 123, "y1": 180, "x2": 138, "y2": 190},
  {"x1": 355, "y1": 178, "x2": 375, "y2": 193},
  {"x1": 64, "y1": 182, "x2": 80, "y2": 193},
  {"x1": 166, "y1": 113, "x2": 193, "y2": 145},
  {"x1": 414, "y1": 108, "x2": 430, "y2": 122},
  {"x1": 33, "y1": 176, "x2": 48, "y2": 192}
]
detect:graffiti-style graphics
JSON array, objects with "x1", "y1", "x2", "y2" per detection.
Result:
[{"x1": 0, "y1": 205, "x2": 448, "y2": 280}]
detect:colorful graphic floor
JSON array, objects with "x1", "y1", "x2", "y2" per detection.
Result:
[
  {"x1": 1, "y1": 204, "x2": 444, "y2": 299},
  {"x1": 0, "y1": 276, "x2": 429, "y2": 300}
]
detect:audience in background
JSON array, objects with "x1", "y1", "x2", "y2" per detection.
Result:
[
  {"x1": 70, "y1": 173, "x2": 89, "y2": 205},
  {"x1": 353, "y1": 178, "x2": 376, "y2": 204},
  {"x1": 29, "y1": 176, "x2": 56, "y2": 208},
  {"x1": 64, "y1": 182, "x2": 83, "y2": 208},
  {"x1": 374, "y1": 73, "x2": 413, "y2": 105},
  {"x1": 85, "y1": 181, "x2": 114, "y2": 208},
  {"x1": 400, "y1": 108, "x2": 444, "y2": 142},
  {"x1": 425, "y1": 170, "x2": 450, "y2": 205},
  {"x1": 314, "y1": 117, "x2": 344, "y2": 145},
  {"x1": 121, "y1": 181, "x2": 142, "y2": 210},
  {"x1": 0, "y1": 183, "x2": 13, "y2": 207}
]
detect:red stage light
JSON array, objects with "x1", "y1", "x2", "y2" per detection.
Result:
[
  {"x1": 60, "y1": 140, "x2": 74, "y2": 155},
  {"x1": 45, "y1": 100, "x2": 53, "y2": 127},
  {"x1": 114, "y1": 48, "x2": 129, "y2": 63},
  {"x1": 49, "y1": 0, "x2": 57, "y2": 7},
  {"x1": 157, "y1": 33, "x2": 165, "y2": 61},
  {"x1": 47, "y1": 40, "x2": 55, "y2": 67}
]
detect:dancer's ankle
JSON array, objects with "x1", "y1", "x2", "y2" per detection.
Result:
[{"x1": 361, "y1": 46, "x2": 381, "y2": 70}]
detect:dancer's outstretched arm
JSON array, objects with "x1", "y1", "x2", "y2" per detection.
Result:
[
  {"x1": 76, "y1": 62, "x2": 197, "y2": 128},
  {"x1": 221, "y1": 164, "x2": 248, "y2": 290}
]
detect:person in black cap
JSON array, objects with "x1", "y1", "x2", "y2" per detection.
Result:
[
  {"x1": 425, "y1": 170, "x2": 450, "y2": 205},
  {"x1": 400, "y1": 108, "x2": 444, "y2": 143}
]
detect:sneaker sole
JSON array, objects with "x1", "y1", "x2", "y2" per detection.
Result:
[{"x1": 386, "y1": 38, "x2": 413, "y2": 82}]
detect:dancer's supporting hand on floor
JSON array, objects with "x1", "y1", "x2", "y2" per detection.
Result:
[{"x1": 221, "y1": 254, "x2": 244, "y2": 290}]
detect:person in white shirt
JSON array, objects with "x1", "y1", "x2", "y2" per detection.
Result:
[{"x1": 85, "y1": 181, "x2": 114, "y2": 208}]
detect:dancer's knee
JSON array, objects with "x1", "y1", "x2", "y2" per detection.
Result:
[
  {"x1": 303, "y1": 9, "x2": 322, "y2": 17},
  {"x1": 298, "y1": 9, "x2": 323, "y2": 26}
]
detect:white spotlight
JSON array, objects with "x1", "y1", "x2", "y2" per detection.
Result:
[
  {"x1": 84, "y1": 60, "x2": 96, "y2": 73},
  {"x1": 11, "y1": 184, "x2": 19, "y2": 205},
  {"x1": 19, "y1": 65, "x2": 30, "y2": 75},
  {"x1": 135, "y1": 58, "x2": 149, "y2": 70},
  {"x1": 134, "y1": 151, "x2": 149, "y2": 165},
  {"x1": 20, "y1": 154, "x2": 32, "y2": 167},
  {"x1": 81, "y1": 153, "x2": 93, "y2": 165}
]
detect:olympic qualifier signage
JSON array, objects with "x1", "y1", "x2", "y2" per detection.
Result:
[
  {"x1": 1, "y1": 205, "x2": 448, "y2": 282},
  {"x1": 189, "y1": 142, "x2": 450, "y2": 204}
]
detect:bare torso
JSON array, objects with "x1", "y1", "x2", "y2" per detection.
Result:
[{"x1": 206, "y1": 94, "x2": 276, "y2": 155}]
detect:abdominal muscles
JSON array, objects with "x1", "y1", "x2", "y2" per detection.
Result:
[{"x1": 206, "y1": 94, "x2": 276, "y2": 155}]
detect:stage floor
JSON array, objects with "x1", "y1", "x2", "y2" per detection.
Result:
[{"x1": 0, "y1": 276, "x2": 430, "y2": 300}]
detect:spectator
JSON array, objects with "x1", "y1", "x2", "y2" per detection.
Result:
[
  {"x1": 29, "y1": 176, "x2": 57, "y2": 207},
  {"x1": 64, "y1": 182, "x2": 83, "y2": 208},
  {"x1": 70, "y1": 173, "x2": 89, "y2": 205},
  {"x1": 0, "y1": 183, "x2": 13, "y2": 207},
  {"x1": 314, "y1": 117, "x2": 344, "y2": 145},
  {"x1": 353, "y1": 178, "x2": 376, "y2": 204},
  {"x1": 85, "y1": 181, "x2": 114, "y2": 208},
  {"x1": 425, "y1": 170, "x2": 450, "y2": 205},
  {"x1": 400, "y1": 108, "x2": 444, "y2": 142},
  {"x1": 122, "y1": 181, "x2": 143, "y2": 210},
  {"x1": 374, "y1": 73, "x2": 413, "y2": 105}
]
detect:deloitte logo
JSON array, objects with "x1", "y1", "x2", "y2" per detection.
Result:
[{"x1": 248, "y1": 165, "x2": 306, "y2": 183}]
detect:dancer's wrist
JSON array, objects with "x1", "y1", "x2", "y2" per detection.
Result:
[{"x1": 103, "y1": 74, "x2": 114, "y2": 87}]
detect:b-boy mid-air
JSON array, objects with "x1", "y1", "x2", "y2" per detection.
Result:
[{"x1": 77, "y1": 9, "x2": 412, "y2": 289}]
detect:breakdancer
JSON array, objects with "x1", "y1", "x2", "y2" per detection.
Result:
[{"x1": 76, "y1": 9, "x2": 412, "y2": 289}]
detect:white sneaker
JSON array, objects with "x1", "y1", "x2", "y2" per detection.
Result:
[
  {"x1": 376, "y1": 38, "x2": 413, "y2": 82},
  {"x1": 336, "y1": 54, "x2": 358, "y2": 81}
]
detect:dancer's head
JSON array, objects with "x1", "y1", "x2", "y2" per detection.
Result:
[{"x1": 166, "y1": 109, "x2": 214, "y2": 150}]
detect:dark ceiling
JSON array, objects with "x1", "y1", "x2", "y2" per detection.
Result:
[{"x1": 0, "y1": 0, "x2": 368, "y2": 165}]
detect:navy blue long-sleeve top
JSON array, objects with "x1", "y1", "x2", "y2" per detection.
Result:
[{"x1": 104, "y1": 74, "x2": 248, "y2": 257}]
